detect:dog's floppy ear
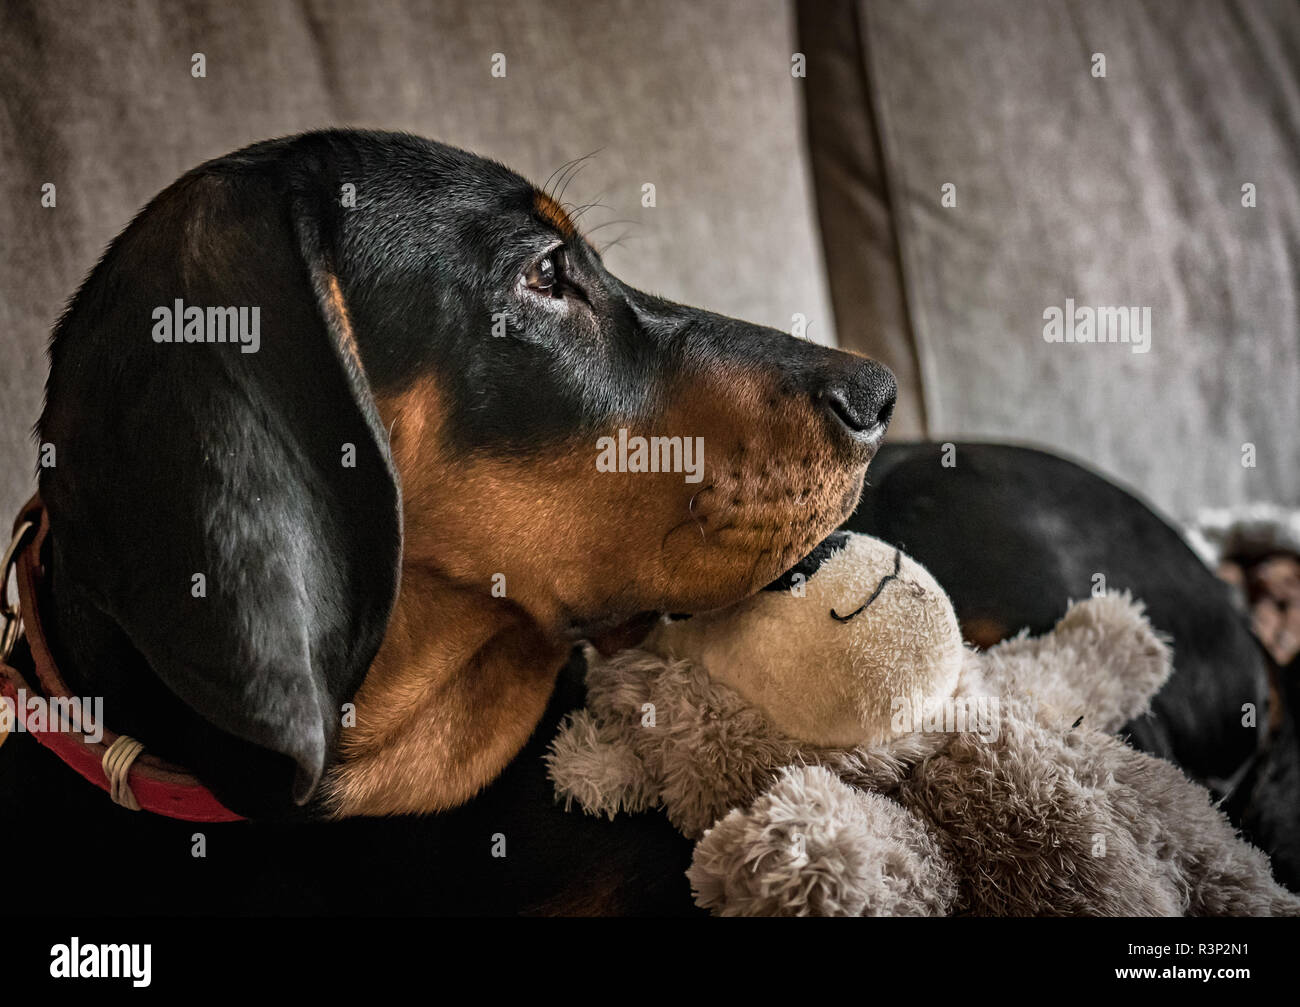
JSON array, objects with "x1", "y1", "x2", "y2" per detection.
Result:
[{"x1": 40, "y1": 145, "x2": 402, "y2": 812}]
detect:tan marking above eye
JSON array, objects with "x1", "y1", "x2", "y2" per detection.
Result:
[{"x1": 534, "y1": 190, "x2": 577, "y2": 237}]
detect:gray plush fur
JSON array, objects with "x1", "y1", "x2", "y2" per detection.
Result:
[
  {"x1": 690, "y1": 765, "x2": 958, "y2": 916},
  {"x1": 547, "y1": 588, "x2": 1300, "y2": 916}
]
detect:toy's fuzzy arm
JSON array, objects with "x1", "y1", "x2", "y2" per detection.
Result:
[
  {"x1": 689, "y1": 765, "x2": 958, "y2": 917},
  {"x1": 981, "y1": 592, "x2": 1172, "y2": 733},
  {"x1": 546, "y1": 708, "x2": 660, "y2": 819},
  {"x1": 546, "y1": 646, "x2": 671, "y2": 818}
]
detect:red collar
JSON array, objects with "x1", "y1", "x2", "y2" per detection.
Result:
[{"x1": 0, "y1": 496, "x2": 245, "y2": 823}]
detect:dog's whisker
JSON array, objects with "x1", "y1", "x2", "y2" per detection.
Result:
[
  {"x1": 542, "y1": 149, "x2": 600, "y2": 198},
  {"x1": 584, "y1": 218, "x2": 640, "y2": 236},
  {"x1": 598, "y1": 230, "x2": 642, "y2": 254},
  {"x1": 551, "y1": 148, "x2": 603, "y2": 207},
  {"x1": 567, "y1": 199, "x2": 613, "y2": 223},
  {"x1": 687, "y1": 483, "x2": 716, "y2": 544},
  {"x1": 554, "y1": 164, "x2": 588, "y2": 209}
]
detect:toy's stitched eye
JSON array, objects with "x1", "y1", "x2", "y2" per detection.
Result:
[{"x1": 525, "y1": 250, "x2": 563, "y2": 295}]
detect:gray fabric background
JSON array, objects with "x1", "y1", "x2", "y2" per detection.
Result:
[
  {"x1": 0, "y1": 0, "x2": 831, "y2": 522},
  {"x1": 805, "y1": 0, "x2": 1299, "y2": 517}
]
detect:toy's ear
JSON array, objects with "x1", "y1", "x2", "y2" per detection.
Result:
[
  {"x1": 39, "y1": 154, "x2": 402, "y2": 814},
  {"x1": 983, "y1": 592, "x2": 1172, "y2": 732}
]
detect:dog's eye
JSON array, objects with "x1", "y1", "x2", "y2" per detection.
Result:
[{"x1": 525, "y1": 250, "x2": 563, "y2": 295}]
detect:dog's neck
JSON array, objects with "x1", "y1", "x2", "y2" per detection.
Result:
[
  {"x1": 323, "y1": 562, "x2": 568, "y2": 817},
  {"x1": 46, "y1": 537, "x2": 567, "y2": 819}
]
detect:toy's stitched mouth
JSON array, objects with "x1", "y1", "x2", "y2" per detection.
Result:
[{"x1": 830, "y1": 548, "x2": 903, "y2": 622}]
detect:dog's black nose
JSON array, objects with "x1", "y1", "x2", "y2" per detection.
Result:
[{"x1": 816, "y1": 359, "x2": 897, "y2": 440}]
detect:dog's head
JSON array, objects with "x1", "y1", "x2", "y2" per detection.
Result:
[{"x1": 39, "y1": 130, "x2": 894, "y2": 815}]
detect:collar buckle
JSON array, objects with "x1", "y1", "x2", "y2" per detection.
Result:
[{"x1": 1, "y1": 520, "x2": 35, "y2": 663}]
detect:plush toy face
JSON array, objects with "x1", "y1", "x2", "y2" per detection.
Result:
[{"x1": 644, "y1": 532, "x2": 965, "y2": 747}]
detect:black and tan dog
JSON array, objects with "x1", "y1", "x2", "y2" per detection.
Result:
[
  {"x1": 25, "y1": 130, "x2": 894, "y2": 822},
  {"x1": 3, "y1": 130, "x2": 1293, "y2": 914}
]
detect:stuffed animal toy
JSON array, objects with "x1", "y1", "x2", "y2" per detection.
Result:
[{"x1": 547, "y1": 531, "x2": 1300, "y2": 916}]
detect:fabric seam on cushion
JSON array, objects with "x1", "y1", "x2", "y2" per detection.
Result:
[{"x1": 856, "y1": 0, "x2": 938, "y2": 435}]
